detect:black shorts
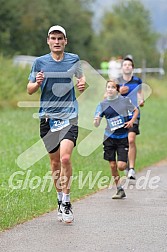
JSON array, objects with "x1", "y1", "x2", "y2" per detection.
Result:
[
  {"x1": 103, "y1": 137, "x2": 129, "y2": 162},
  {"x1": 40, "y1": 118, "x2": 78, "y2": 153},
  {"x1": 128, "y1": 123, "x2": 140, "y2": 135}
]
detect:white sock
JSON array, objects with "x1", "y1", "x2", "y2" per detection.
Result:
[
  {"x1": 57, "y1": 191, "x2": 63, "y2": 201},
  {"x1": 62, "y1": 193, "x2": 70, "y2": 203}
]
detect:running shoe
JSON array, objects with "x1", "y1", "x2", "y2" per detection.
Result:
[
  {"x1": 128, "y1": 168, "x2": 136, "y2": 180},
  {"x1": 112, "y1": 188, "x2": 126, "y2": 199},
  {"x1": 57, "y1": 200, "x2": 62, "y2": 221},
  {"x1": 60, "y1": 202, "x2": 74, "y2": 223}
]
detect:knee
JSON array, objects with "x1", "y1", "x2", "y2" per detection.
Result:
[
  {"x1": 61, "y1": 154, "x2": 71, "y2": 166},
  {"x1": 128, "y1": 135, "x2": 136, "y2": 145},
  {"x1": 118, "y1": 162, "x2": 126, "y2": 171},
  {"x1": 129, "y1": 138, "x2": 135, "y2": 146}
]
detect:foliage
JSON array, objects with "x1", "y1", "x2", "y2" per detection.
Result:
[
  {"x1": 0, "y1": 0, "x2": 96, "y2": 63},
  {"x1": 98, "y1": 0, "x2": 159, "y2": 67},
  {"x1": 0, "y1": 0, "x2": 166, "y2": 71}
]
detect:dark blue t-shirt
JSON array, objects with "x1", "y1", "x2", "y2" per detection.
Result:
[
  {"x1": 118, "y1": 76, "x2": 142, "y2": 119},
  {"x1": 94, "y1": 95, "x2": 136, "y2": 139}
]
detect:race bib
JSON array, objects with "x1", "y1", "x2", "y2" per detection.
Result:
[
  {"x1": 49, "y1": 119, "x2": 70, "y2": 132},
  {"x1": 108, "y1": 115, "x2": 125, "y2": 131}
]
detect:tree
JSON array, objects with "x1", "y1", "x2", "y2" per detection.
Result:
[
  {"x1": 98, "y1": 0, "x2": 159, "y2": 67},
  {"x1": 0, "y1": 0, "x2": 20, "y2": 55},
  {"x1": 0, "y1": 0, "x2": 97, "y2": 65}
]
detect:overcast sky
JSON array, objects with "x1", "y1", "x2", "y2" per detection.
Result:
[{"x1": 92, "y1": 0, "x2": 167, "y2": 34}]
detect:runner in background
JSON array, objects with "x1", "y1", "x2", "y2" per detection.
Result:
[
  {"x1": 118, "y1": 57, "x2": 144, "y2": 180},
  {"x1": 94, "y1": 80, "x2": 138, "y2": 199}
]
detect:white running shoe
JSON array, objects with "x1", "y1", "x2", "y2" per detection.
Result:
[
  {"x1": 60, "y1": 202, "x2": 74, "y2": 223},
  {"x1": 127, "y1": 168, "x2": 136, "y2": 180}
]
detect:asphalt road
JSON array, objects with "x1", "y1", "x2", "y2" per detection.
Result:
[{"x1": 1, "y1": 160, "x2": 167, "y2": 252}]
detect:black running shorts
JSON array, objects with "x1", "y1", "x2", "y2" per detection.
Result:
[
  {"x1": 128, "y1": 123, "x2": 140, "y2": 135},
  {"x1": 103, "y1": 137, "x2": 129, "y2": 162},
  {"x1": 40, "y1": 118, "x2": 78, "y2": 153}
]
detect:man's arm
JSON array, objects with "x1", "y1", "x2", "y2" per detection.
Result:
[{"x1": 27, "y1": 71, "x2": 44, "y2": 95}]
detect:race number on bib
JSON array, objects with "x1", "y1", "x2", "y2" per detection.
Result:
[
  {"x1": 108, "y1": 115, "x2": 125, "y2": 131},
  {"x1": 49, "y1": 119, "x2": 70, "y2": 132}
]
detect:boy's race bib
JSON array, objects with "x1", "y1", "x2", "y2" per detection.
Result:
[
  {"x1": 49, "y1": 119, "x2": 70, "y2": 132},
  {"x1": 108, "y1": 115, "x2": 125, "y2": 131}
]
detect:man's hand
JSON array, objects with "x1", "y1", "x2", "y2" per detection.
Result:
[
  {"x1": 76, "y1": 76, "x2": 85, "y2": 93},
  {"x1": 139, "y1": 100, "x2": 144, "y2": 107},
  {"x1": 36, "y1": 71, "x2": 44, "y2": 87},
  {"x1": 27, "y1": 71, "x2": 44, "y2": 95},
  {"x1": 120, "y1": 86, "x2": 129, "y2": 95}
]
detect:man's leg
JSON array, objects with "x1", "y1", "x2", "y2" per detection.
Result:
[
  {"x1": 59, "y1": 139, "x2": 74, "y2": 223},
  {"x1": 49, "y1": 148, "x2": 63, "y2": 221},
  {"x1": 60, "y1": 139, "x2": 74, "y2": 195},
  {"x1": 49, "y1": 148, "x2": 61, "y2": 193}
]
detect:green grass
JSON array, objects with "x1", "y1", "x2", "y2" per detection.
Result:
[
  {"x1": 136, "y1": 77, "x2": 167, "y2": 169},
  {"x1": 1, "y1": 74, "x2": 167, "y2": 231},
  {"x1": 136, "y1": 98, "x2": 167, "y2": 169}
]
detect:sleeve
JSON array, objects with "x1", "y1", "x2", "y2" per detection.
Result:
[
  {"x1": 74, "y1": 57, "x2": 84, "y2": 78},
  {"x1": 94, "y1": 103, "x2": 103, "y2": 118},
  {"x1": 28, "y1": 59, "x2": 40, "y2": 82}
]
